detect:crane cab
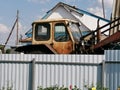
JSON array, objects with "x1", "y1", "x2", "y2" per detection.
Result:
[{"x1": 32, "y1": 19, "x2": 82, "y2": 54}]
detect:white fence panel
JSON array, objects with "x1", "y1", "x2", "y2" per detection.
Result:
[
  {"x1": 105, "y1": 50, "x2": 120, "y2": 90},
  {"x1": 0, "y1": 54, "x2": 104, "y2": 90}
]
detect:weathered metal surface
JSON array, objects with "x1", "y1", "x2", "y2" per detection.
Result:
[
  {"x1": 94, "y1": 31, "x2": 120, "y2": 49},
  {"x1": 80, "y1": 17, "x2": 120, "y2": 53},
  {"x1": 53, "y1": 40, "x2": 73, "y2": 54},
  {"x1": 44, "y1": 44, "x2": 58, "y2": 54},
  {"x1": 21, "y1": 19, "x2": 75, "y2": 54}
]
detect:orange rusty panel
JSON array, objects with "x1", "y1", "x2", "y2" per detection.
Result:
[
  {"x1": 44, "y1": 44, "x2": 58, "y2": 54},
  {"x1": 53, "y1": 41, "x2": 73, "y2": 54},
  {"x1": 94, "y1": 31, "x2": 120, "y2": 49}
]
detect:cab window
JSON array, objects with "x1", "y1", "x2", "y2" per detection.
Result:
[
  {"x1": 69, "y1": 23, "x2": 81, "y2": 41},
  {"x1": 35, "y1": 23, "x2": 50, "y2": 41},
  {"x1": 54, "y1": 23, "x2": 70, "y2": 42}
]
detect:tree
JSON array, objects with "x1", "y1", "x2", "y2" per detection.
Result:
[{"x1": 0, "y1": 45, "x2": 4, "y2": 53}]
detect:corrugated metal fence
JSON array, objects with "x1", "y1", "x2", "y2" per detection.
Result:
[
  {"x1": 0, "y1": 54, "x2": 104, "y2": 90},
  {"x1": 0, "y1": 50, "x2": 120, "y2": 90},
  {"x1": 105, "y1": 50, "x2": 120, "y2": 90}
]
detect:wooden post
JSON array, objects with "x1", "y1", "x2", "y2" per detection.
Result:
[
  {"x1": 16, "y1": 10, "x2": 19, "y2": 46},
  {"x1": 97, "y1": 19, "x2": 101, "y2": 43}
]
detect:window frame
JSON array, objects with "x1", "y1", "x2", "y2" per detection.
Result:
[
  {"x1": 34, "y1": 23, "x2": 50, "y2": 41},
  {"x1": 54, "y1": 23, "x2": 70, "y2": 42}
]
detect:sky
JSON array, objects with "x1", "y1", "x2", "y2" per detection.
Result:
[{"x1": 0, "y1": 0, "x2": 113, "y2": 47}]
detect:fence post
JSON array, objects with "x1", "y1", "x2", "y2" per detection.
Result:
[
  {"x1": 31, "y1": 58, "x2": 36, "y2": 90},
  {"x1": 102, "y1": 60, "x2": 105, "y2": 90}
]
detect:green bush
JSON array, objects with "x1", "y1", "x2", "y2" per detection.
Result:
[
  {"x1": 37, "y1": 85, "x2": 80, "y2": 90},
  {"x1": 84, "y1": 82, "x2": 109, "y2": 90},
  {"x1": 0, "y1": 86, "x2": 12, "y2": 90}
]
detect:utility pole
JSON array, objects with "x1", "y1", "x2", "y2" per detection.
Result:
[
  {"x1": 3, "y1": 18, "x2": 17, "y2": 53},
  {"x1": 16, "y1": 10, "x2": 19, "y2": 46},
  {"x1": 3, "y1": 10, "x2": 19, "y2": 53},
  {"x1": 102, "y1": 0, "x2": 105, "y2": 18}
]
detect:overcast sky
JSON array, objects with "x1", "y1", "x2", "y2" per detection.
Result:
[{"x1": 0, "y1": 0, "x2": 113, "y2": 46}]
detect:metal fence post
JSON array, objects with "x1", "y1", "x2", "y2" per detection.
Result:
[
  {"x1": 31, "y1": 58, "x2": 36, "y2": 90},
  {"x1": 102, "y1": 60, "x2": 105, "y2": 90}
]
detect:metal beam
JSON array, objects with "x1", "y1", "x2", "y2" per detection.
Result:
[{"x1": 94, "y1": 31, "x2": 120, "y2": 49}]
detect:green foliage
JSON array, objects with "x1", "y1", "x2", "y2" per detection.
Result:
[
  {"x1": 96, "y1": 82, "x2": 109, "y2": 90},
  {"x1": 6, "y1": 49, "x2": 11, "y2": 54},
  {"x1": 37, "y1": 85, "x2": 69, "y2": 90},
  {"x1": 0, "y1": 82, "x2": 13, "y2": 90},
  {"x1": 72, "y1": 85, "x2": 80, "y2": 90},
  {"x1": 84, "y1": 82, "x2": 109, "y2": 90},
  {"x1": 0, "y1": 86, "x2": 12, "y2": 90},
  {"x1": 0, "y1": 45, "x2": 4, "y2": 53},
  {"x1": 84, "y1": 83, "x2": 94, "y2": 90},
  {"x1": 0, "y1": 45, "x2": 4, "y2": 49},
  {"x1": 37, "y1": 85, "x2": 81, "y2": 90}
]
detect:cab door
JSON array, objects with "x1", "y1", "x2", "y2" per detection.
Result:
[{"x1": 53, "y1": 22, "x2": 73, "y2": 54}]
